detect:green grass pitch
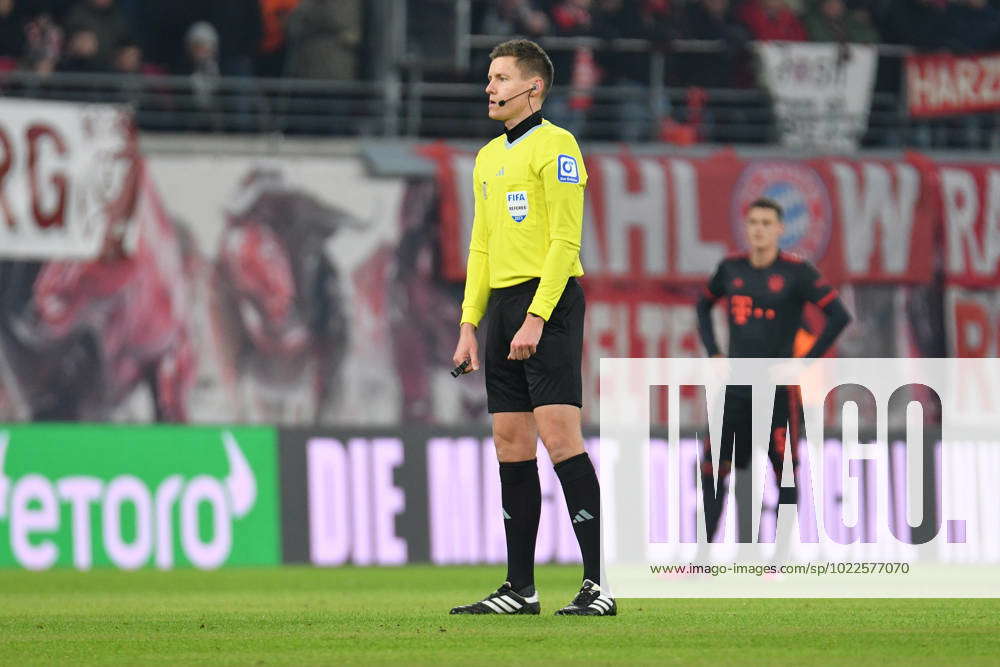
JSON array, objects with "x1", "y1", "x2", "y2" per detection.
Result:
[{"x1": 1, "y1": 565, "x2": 998, "y2": 665}]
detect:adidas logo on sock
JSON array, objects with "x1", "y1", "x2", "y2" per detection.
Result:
[{"x1": 572, "y1": 509, "x2": 594, "y2": 524}]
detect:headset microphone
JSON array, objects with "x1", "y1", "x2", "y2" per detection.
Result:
[{"x1": 497, "y1": 84, "x2": 537, "y2": 107}]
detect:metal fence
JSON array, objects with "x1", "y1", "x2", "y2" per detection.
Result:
[
  {"x1": 0, "y1": 70, "x2": 387, "y2": 136},
  {"x1": 1, "y1": 36, "x2": 997, "y2": 149}
]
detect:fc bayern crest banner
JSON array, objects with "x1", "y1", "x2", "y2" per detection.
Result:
[
  {"x1": 421, "y1": 145, "x2": 936, "y2": 286},
  {"x1": 755, "y1": 42, "x2": 878, "y2": 151}
]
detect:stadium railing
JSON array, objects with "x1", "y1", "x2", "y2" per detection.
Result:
[{"x1": 1, "y1": 37, "x2": 996, "y2": 149}]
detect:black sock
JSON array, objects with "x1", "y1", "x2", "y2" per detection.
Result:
[
  {"x1": 499, "y1": 458, "x2": 541, "y2": 592},
  {"x1": 554, "y1": 452, "x2": 601, "y2": 585},
  {"x1": 702, "y1": 473, "x2": 727, "y2": 543}
]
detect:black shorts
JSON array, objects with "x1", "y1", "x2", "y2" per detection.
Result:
[{"x1": 485, "y1": 277, "x2": 584, "y2": 413}]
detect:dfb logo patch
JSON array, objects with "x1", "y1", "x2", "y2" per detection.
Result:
[{"x1": 557, "y1": 154, "x2": 580, "y2": 183}]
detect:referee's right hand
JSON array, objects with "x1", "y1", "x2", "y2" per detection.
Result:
[{"x1": 453, "y1": 323, "x2": 480, "y2": 373}]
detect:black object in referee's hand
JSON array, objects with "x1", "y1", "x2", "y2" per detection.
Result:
[{"x1": 451, "y1": 359, "x2": 471, "y2": 378}]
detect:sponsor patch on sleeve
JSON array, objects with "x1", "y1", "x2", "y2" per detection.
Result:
[{"x1": 556, "y1": 154, "x2": 580, "y2": 183}]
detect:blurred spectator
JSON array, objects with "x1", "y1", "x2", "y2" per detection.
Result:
[
  {"x1": 114, "y1": 0, "x2": 140, "y2": 42},
  {"x1": 549, "y1": 0, "x2": 594, "y2": 90},
  {"x1": 480, "y1": 0, "x2": 550, "y2": 36},
  {"x1": 595, "y1": 0, "x2": 673, "y2": 45},
  {"x1": 546, "y1": 0, "x2": 595, "y2": 135},
  {"x1": 550, "y1": 0, "x2": 594, "y2": 34},
  {"x1": 595, "y1": 0, "x2": 674, "y2": 80},
  {"x1": 257, "y1": 0, "x2": 300, "y2": 77},
  {"x1": 58, "y1": 27, "x2": 102, "y2": 71},
  {"x1": 591, "y1": 0, "x2": 628, "y2": 65},
  {"x1": 63, "y1": 0, "x2": 132, "y2": 68},
  {"x1": 22, "y1": 11, "x2": 62, "y2": 74},
  {"x1": 208, "y1": 0, "x2": 262, "y2": 77},
  {"x1": 803, "y1": 0, "x2": 879, "y2": 42},
  {"x1": 548, "y1": 0, "x2": 594, "y2": 92},
  {"x1": 111, "y1": 38, "x2": 171, "y2": 112},
  {"x1": 676, "y1": 0, "x2": 752, "y2": 141},
  {"x1": 112, "y1": 38, "x2": 163, "y2": 76},
  {"x1": 592, "y1": 0, "x2": 625, "y2": 37},
  {"x1": 0, "y1": 0, "x2": 27, "y2": 61},
  {"x1": 37, "y1": 0, "x2": 76, "y2": 22},
  {"x1": 681, "y1": 0, "x2": 750, "y2": 85},
  {"x1": 593, "y1": 0, "x2": 674, "y2": 140},
  {"x1": 683, "y1": 0, "x2": 748, "y2": 54},
  {"x1": 875, "y1": 0, "x2": 947, "y2": 50},
  {"x1": 635, "y1": 0, "x2": 674, "y2": 35},
  {"x1": 184, "y1": 21, "x2": 221, "y2": 111},
  {"x1": 942, "y1": 0, "x2": 1000, "y2": 53},
  {"x1": 112, "y1": 37, "x2": 141, "y2": 73},
  {"x1": 284, "y1": 0, "x2": 361, "y2": 80},
  {"x1": 141, "y1": 3, "x2": 201, "y2": 73},
  {"x1": 738, "y1": 0, "x2": 808, "y2": 41}
]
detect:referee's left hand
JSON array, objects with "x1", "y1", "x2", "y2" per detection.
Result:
[{"x1": 508, "y1": 314, "x2": 544, "y2": 361}]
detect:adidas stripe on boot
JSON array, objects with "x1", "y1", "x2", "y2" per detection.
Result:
[
  {"x1": 554, "y1": 579, "x2": 617, "y2": 616},
  {"x1": 450, "y1": 582, "x2": 540, "y2": 615}
]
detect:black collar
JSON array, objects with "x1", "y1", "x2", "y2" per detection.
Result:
[{"x1": 505, "y1": 111, "x2": 543, "y2": 143}]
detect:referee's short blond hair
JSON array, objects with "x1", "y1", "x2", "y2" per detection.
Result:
[{"x1": 490, "y1": 39, "x2": 554, "y2": 100}]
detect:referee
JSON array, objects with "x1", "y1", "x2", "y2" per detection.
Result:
[
  {"x1": 449, "y1": 39, "x2": 615, "y2": 617},
  {"x1": 696, "y1": 198, "x2": 851, "y2": 544}
]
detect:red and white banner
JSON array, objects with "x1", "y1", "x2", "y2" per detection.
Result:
[
  {"x1": 427, "y1": 144, "x2": 1000, "y2": 287},
  {"x1": 0, "y1": 99, "x2": 408, "y2": 426},
  {"x1": 947, "y1": 287, "x2": 1000, "y2": 357},
  {"x1": 421, "y1": 145, "x2": 948, "y2": 422},
  {"x1": 423, "y1": 145, "x2": 937, "y2": 287},
  {"x1": 938, "y1": 163, "x2": 1000, "y2": 287},
  {"x1": 906, "y1": 52, "x2": 1000, "y2": 118},
  {"x1": 757, "y1": 42, "x2": 878, "y2": 151},
  {"x1": 0, "y1": 99, "x2": 135, "y2": 260},
  {"x1": 0, "y1": 111, "x2": 994, "y2": 428}
]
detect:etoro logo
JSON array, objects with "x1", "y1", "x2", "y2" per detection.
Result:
[{"x1": 0, "y1": 430, "x2": 258, "y2": 571}]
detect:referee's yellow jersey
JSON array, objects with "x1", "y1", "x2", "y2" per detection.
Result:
[{"x1": 460, "y1": 118, "x2": 587, "y2": 327}]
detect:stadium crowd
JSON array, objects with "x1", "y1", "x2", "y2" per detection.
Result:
[
  {"x1": 1, "y1": 0, "x2": 998, "y2": 145},
  {"x1": 479, "y1": 0, "x2": 1000, "y2": 55},
  {"x1": 0, "y1": 0, "x2": 361, "y2": 79},
  {"x1": 1, "y1": 0, "x2": 999, "y2": 82}
]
